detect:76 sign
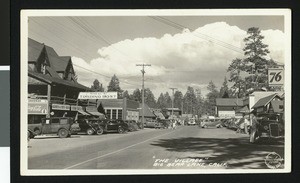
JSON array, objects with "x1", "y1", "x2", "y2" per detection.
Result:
[{"x1": 268, "y1": 68, "x2": 284, "y2": 86}]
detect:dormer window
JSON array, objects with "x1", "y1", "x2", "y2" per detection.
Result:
[{"x1": 40, "y1": 63, "x2": 46, "y2": 74}]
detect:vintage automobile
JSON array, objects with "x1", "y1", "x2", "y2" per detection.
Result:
[
  {"x1": 250, "y1": 113, "x2": 284, "y2": 143},
  {"x1": 187, "y1": 118, "x2": 196, "y2": 126},
  {"x1": 99, "y1": 119, "x2": 129, "y2": 133},
  {"x1": 144, "y1": 119, "x2": 157, "y2": 128},
  {"x1": 28, "y1": 117, "x2": 79, "y2": 138},
  {"x1": 77, "y1": 117, "x2": 105, "y2": 135},
  {"x1": 154, "y1": 119, "x2": 169, "y2": 129},
  {"x1": 200, "y1": 118, "x2": 223, "y2": 128},
  {"x1": 124, "y1": 120, "x2": 139, "y2": 132}
]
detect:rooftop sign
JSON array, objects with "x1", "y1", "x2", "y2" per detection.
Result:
[{"x1": 78, "y1": 92, "x2": 118, "y2": 100}]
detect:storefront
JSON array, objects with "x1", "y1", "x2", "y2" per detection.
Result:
[{"x1": 97, "y1": 98, "x2": 140, "y2": 121}]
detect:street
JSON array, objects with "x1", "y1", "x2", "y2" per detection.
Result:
[{"x1": 28, "y1": 126, "x2": 284, "y2": 169}]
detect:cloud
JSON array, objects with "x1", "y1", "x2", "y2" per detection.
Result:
[{"x1": 72, "y1": 22, "x2": 285, "y2": 98}]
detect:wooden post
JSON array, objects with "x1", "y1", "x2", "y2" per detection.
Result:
[
  {"x1": 47, "y1": 84, "x2": 51, "y2": 118},
  {"x1": 63, "y1": 93, "x2": 66, "y2": 104}
]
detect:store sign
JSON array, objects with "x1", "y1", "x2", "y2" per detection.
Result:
[
  {"x1": 218, "y1": 111, "x2": 235, "y2": 118},
  {"x1": 78, "y1": 92, "x2": 118, "y2": 99},
  {"x1": 70, "y1": 105, "x2": 83, "y2": 111},
  {"x1": 28, "y1": 99, "x2": 48, "y2": 114},
  {"x1": 52, "y1": 104, "x2": 70, "y2": 110},
  {"x1": 268, "y1": 68, "x2": 284, "y2": 86}
]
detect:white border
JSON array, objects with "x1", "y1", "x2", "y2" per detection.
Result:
[{"x1": 20, "y1": 9, "x2": 292, "y2": 175}]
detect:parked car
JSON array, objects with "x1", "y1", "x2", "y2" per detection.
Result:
[
  {"x1": 77, "y1": 118, "x2": 104, "y2": 135},
  {"x1": 124, "y1": 120, "x2": 139, "y2": 131},
  {"x1": 154, "y1": 119, "x2": 168, "y2": 129},
  {"x1": 144, "y1": 119, "x2": 157, "y2": 128},
  {"x1": 250, "y1": 113, "x2": 284, "y2": 143},
  {"x1": 28, "y1": 117, "x2": 78, "y2": 138},
  {"x1": 200, "y1": 118, "x2": 222, "y2": 128},
  {"x1": 187, "y1": 118, "x2": 196, "y2": 126},
  {"x1": 100, "y1": 119, "x2": 129, "y2": 133}
]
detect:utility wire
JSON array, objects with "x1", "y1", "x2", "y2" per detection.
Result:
[{"x1": 149, "y1": 16, "x2": 244, "y2": 54}]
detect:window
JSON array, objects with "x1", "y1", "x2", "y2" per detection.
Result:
[
  {"x1": 112, "y1": 109, "x2": 117, "y2": 119},
  {"x1": 60, "y1": 119, "x2": 68, "y2": 125},
  {"x1": 28, "y1": 115, "x2": 45, "y2": 124},
  {"x1": 118, "y1": 110, "x2": 123, "y2": 119},
  {"x1": 106, "y1": 109, "x2": 111, "y2": 119},
  {"x1": 52, "y1": 118, "x2": 60, "y2": 124}
]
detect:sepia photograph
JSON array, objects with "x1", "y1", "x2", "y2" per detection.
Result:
[{"x1": 20, "y1": 9, "x2": 291, "y2": 175}]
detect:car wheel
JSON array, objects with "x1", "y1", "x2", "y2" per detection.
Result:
[
  {"x1": 118, "y1": 127, "x2": 125, "y2": 134},
  {"x1": 34, "y1": 128, "x2": 40, "y2": 135},
  {"x1": 58, "y1": 128, "x2": 69, "y2": 138},
  {"x1": 128, "y1": 127, "x2": 134, "y2": 132},
  {"x1": 86, "y1": 128, "x2": 94, "y2": 135},
  {"x1": 96, "y1": 127, "x2": 104, "y2": 135}
]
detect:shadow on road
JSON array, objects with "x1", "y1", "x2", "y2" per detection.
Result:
[{"x1": 151, "y1": 137, "x2": 284, "y2": 169}]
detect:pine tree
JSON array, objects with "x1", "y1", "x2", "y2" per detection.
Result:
[{"x1": 107, "y1": 74, "x2": 123, "y2": 98}]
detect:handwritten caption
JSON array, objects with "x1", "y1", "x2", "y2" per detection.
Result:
[{"x1": 153, "y1": 158, "x2": 228, "y2": 168}]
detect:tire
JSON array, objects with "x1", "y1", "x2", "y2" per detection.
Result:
[
  {"x1": 34, "y1": 128, "x2": 40, "y2": 135},
  {"x1": 118, "y1": 127, "x2": 125, "y2": 134},
  {"x1": 128, "y1": 127, "x2": 134, "y2": 132},
  {"x1": 96, "y1": 127, "x2": 104, "y2": 135},
  {"x1": 86, "y1": 128, "x2": 94, "y2": 135},
  {"x1": 58, "y1": 128, "x2": 69, "y2": 138}
]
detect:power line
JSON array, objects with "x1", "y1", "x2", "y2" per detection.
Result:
[
  {"x1": 149, "y1": 16, "x2": 244, "y2": 54},
  {"x1": 28, "y1": 44, "x2": 139, "y2": 87}
]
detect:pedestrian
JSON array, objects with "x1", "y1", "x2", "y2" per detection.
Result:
[
  {"x1": 244, "y1": 116, "x2": 250, "y2": 134},
  {"x1": 249, "y1": 111, "x2": 258, "y2": 143},
  {"x1": 172, "y1": 120, "x2": 176, "y2": 130}
]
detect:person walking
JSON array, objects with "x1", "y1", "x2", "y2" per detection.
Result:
[{"x1": 249, "y1": 111, "x2": 258, "y2": 143}]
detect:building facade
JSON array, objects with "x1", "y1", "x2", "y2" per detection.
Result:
[
  {"x1": 27, "y1": 38, "x2": 97, "y2": 124},
  {"x1": 98, "y1": 98, "x2": 140, "y2": 122}
]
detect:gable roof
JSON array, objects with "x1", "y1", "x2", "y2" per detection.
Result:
[
  {"x1": 216, "y1": 98, "x2": 244, "y2": 106},
  {"x1": 252, "y1": 93, "x2": 280, "y2": 109},
  {"x1": 28, "y1": 38, "x2": 44, "y2": 62},
  {"x1": 97, "y1": 99, "x2": 124, "y2": 108},
  {"x1": 270, "y1": 100, "x2": 284, "y2": 113},
  {"x1": 28, "y1": 71, "x2": 90, "y2": 91},
  {"x1": 139, "y1": 103, "x2": 156, "y2": 117}
]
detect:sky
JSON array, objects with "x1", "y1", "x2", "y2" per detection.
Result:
[{"x1": 28, "y1": 15, "x2": 285, "y2": 98}]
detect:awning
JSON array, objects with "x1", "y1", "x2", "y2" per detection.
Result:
[
  {"x1": 236, "y1": 105, "x2": 250, "y2": 113},
  {"x1": 78, "y1": 110, "x2": 90, "y2": 116},
  {"x1": 86, "y1": 106, "x2": 104, "y2": 117}
]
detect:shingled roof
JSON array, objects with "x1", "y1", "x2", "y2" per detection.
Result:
[
  {"x1": 139, "y1": 103, "x2": 156, "y2": 118},
  {"x1": 28, "y1": 38, "x2": 44, "y2": 62},
  {"x1": 252, "y1": 93, "x2": 280, "y2": 109},
  {"x1": 28, "y1": 71, "x2": 90, "y2": 91}
]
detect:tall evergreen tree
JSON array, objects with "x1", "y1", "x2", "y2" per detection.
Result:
[
  {"x1": 144, "y1": 88, "x2": 157, "y2": 108},
  {"x1": 205, "y1": 81, "x2": 219, "y2": 115},
  {"x1": 132, "y1": 89, "x2": 142, "y2": 103},
  {"x1": 157, "y1": 93, "x2": 166, "y2": 109},
  {"x1": 107, "y1": 74, "x2": 123, "y2": 98},
  {"x1": 183, "y1": 86, "x2": 197, "y2": 115},
  {"x1": 219, "y1": 77, "x2": 230, "y2": 98},
  {"x1": 227, "y1": 27, "x2": 278, "y2": 97},
  {"x1": 91, "y1": 79, "x2": 104, "y2": 92}
]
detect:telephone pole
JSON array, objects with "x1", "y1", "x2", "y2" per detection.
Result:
[
  {"x1": 136, "y1": 64, "x2": 151, "y2": 128},
  {"x1": 170, "y1": 88, "x2": 177, "y2": 119}
]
